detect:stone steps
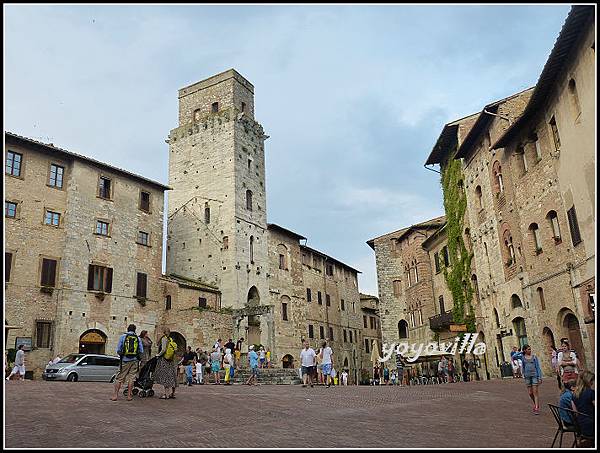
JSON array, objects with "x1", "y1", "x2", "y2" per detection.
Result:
[{"x1": 208, "y1": 367, "x2": 302, "y2": 385}]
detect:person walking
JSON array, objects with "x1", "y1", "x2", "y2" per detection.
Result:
[
  {"x1": 341, "y1": 369, "x2": 349, "y2": 386},
  {"x1": 139, "y1": 330, "x2": 152, "y2": 370},
  {"x1": 245, "y1": 345, "x2": 259, "y2": 385},
  {"x1": 111, "y1": 324, "x2": 143, "y2": 401},
  {"x1": 223, "y1": 348, "x2": 234, "y2": 385},
  {"x1": 320, "y1": 340, "x2": 334, "y2": 388},
  {"x1": 300, "y1": 340, "x2": 316, "y2": 388},
  {"x1": 513, "y1": 344, "x2": 543, "y2": 414},
  {"x1": 558, "y1": 339, "x2": 579, "y2": 386},
  {"x1": 210, "y1": 347, "x2": 222, "y2": 385},
  {"x1": 461, "y1": 358, "x2": 469, "y2": 382},
  {"x1": 439, "y1": 356, "x2": 449, "y2": 382},
  {"x1": 196, "y1": 349, "x2": 209, "y2": 385},
  {"x1": 6, "y1": 344, "x2": 26, "y2": 381},
  {"x1": 383, "y1": 366, "x2": 390, "y2": 385},
  {"x1": 266, "y1": 348, "x2": 271, "y2": 368},
  {"x1": 447, "y1": 357, "x2": 455, "y2": 383},
  {"x1": 258, "y1": 346, "x2": 266, "y2": 369},
  {"x1": 395, "y1": 352, "x2": 405, "y2": 387},
  {"x1": 154, "y1": 327, "x2": 178, "y2": 399}
]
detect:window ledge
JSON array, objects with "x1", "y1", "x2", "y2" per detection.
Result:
[
  {"x1": 5, "y1": 173, "x2": 25, "y2": 180},
  {"x1": 94, "y1": 233, "x2": 111, "y2": 238},
  {"x1": 96, "y1": 196, "x2": 113, "y2": 202},
  {"x1": 46, "y1": 184, "x2": 65, "y2": 191},
  {"x1": 136, "y1": 242, "x2": 151, "y2": 247}
]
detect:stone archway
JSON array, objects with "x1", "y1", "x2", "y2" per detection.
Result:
[
  {"x1": 170, "y1": 331, "x2": 187, "y2": 357},
  {"x1": 282, "y1": 354, "x2": 294, "y2": 369},
  {"x1": 247, "y1": 287, "x2": 261, "y2": 347},
  {"x1": 563, "y1": 313, "x2": 585, "y2": 368},
  {"x1": 79, "y1": 329, "x2": 107, "y2": 355}
]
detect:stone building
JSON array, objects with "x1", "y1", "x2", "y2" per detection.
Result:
[
  {"x1": 358, "y1": 293, "x2": 382, "y2": 382},
  {"x1": 367, "y1": 216, "x2": 446, "y2": 354},
  {"x1": 5, "y1": 132, "x2": 169, "y2": 377},
  {"x1": 423, "y1": 5, "x2": 595, "y2": 377}
]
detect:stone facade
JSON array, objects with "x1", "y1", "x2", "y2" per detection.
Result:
[
  {"x1": 5, "y1": 133, "x2": 168, "y2": 378},
  {"x1": 359, "y1": 293, "x2": 382, "y2": 382},
  {"x1": 367, "y1": 217, "x2": 446, "y2": 353},
  {"x1": 423, "y1": 6, "x2": 595, "y2": 378}
]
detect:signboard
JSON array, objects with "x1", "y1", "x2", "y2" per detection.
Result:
[
  {"x1": 449, "y1": 324, "x2": 467, "y2": 332},
  {"x1": 15, "y1": 337, "x2": 32, "y2": 351}
]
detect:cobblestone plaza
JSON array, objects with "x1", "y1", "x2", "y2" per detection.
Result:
[{"x1": 5, "y1": 379, "x2": 561, "y2": 448}]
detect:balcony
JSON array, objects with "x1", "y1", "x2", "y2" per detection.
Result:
[{"x1": 429, "y1": 310, "x2": 453, "y2": 330}]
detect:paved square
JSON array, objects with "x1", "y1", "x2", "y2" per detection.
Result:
[{"x1": 5, "y1": 379, "x2": 564, "y2": 448}]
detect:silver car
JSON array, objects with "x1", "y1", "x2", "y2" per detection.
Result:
[{"x1": 42, "y1": 353, "x2": 121, "y2": 382}]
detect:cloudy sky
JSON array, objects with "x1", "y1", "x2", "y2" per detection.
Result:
[{"x1": 4, "y1": 4, "x2": 571, "y2": 296}]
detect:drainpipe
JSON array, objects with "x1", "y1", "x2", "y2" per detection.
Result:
[
  {"x1": 424, "y1": 164, "x2": 441, "y2": 175},
  {"x1": 483, "y1": 109, "x2": 511, "y2": 126}
]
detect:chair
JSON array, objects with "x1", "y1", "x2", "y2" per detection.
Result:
[{"x1": 548, "y1": 404, "x2": 594, "y2": 448}]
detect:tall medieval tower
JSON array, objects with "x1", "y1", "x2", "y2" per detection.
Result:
[{"x1": 166, "y1": 69, "x2": 269, "y2": 315}]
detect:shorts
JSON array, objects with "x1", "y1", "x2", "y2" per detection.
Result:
[
  {"x1": 524, "y1": 376, "x2": 540, "y2": 387},
  {"x1": 12, "y1": 365, "x2": 26, "y2": 375},
  {"x1": 322, "y1": 363, "x2": 332, "y2": 376},
  {"x1": 301, "y1": 366, "x2": 314, "y2": 376},
  {"x1": 260, "y1": 358, "x2": 265, "y2": 364},
  {"x1": 116, "y1": 360, "x2": 139, "y2": 385},
  {"x1": 211, "y1": 362, "x2": 221, "y2": 373}
]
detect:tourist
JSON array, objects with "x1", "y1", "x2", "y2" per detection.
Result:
[
  {"x1": 513, "y1": 344, "x2": 543, "y2": 414},
  {"x1": 390, "y1": 369, "x2": 397, "y2": 386},
  {"x1": 266, "y1": 348, "x2": 271, "y2": 368},
  {"x1": 571, "y1": 370, "x2": 595, "y2": 443},
  {"x1": 224, "y1": 338, "x2": 235, "y2": 356},
  {"x1": 300, "y1": 340, "x2": 316, "y2": 388},
  {"x1": 557, "y1": 340, "x2": 579, "y2": 386},
  {"x1": 331, "y1": 366, "x2": 338, "y2": 385},
  {"x1": 111, "y1": 324, "x2": 143, "y2": 401},
  {"x1": 154, "y1": 327, "x2": 178, "y2": 399},
  {"x1": 438, "y1": 356, "x2": 449, "y2": 382},
  {"x1": 510, "y1": 346, "x2": 522, "y2": 379},
  {"x1": 320, "y1": 340, "x2": 334, "y2": 388},
  {"x1": 196, "y1": 349, "x2": 208, "y2": 384},
  {"x1": 6, "y1": 345, "x2": 26, "y2": 381},
  {"x1": 550, "y1": 345, "x2": 561, "y2": 390},
  {"x1": 461, "y1": 358, "x2": 469, "y2": 382},
  {"x1": 468, "y1": 358, "x2": 478, "y2": 382},
  {"x1": 245, "y1": 345, "x2": 259, "y2": 385},
  {"x1": 214, "y1": 338, "x2": 222, "y2": 354},
  {"x1": 223, "y1": 348, "x2": 234, "y2": 385},
  {"x1": 235, "y1": 338, "x2": 244, "y2": 369},
  {"x1": 316, "y1": 350, "x2": 323, "y2": 385},
  {"x1": 558, "y1": 379, "x2": 577, "y2": 427},
  {"x1": 139, "y1": 330, "x2": 152, "y2": 369},
  {"x1": 447, "y1": 357, "x2": 455, "y2": 383},
  {"x1": 210, "y1": 347, "x2": 222, "y2": 385},
  {"x1": 341, "y1": 369, "x2": 349, "y2": 386},
  {"x1": 259, "y1": 346, "x2": 266, "y2": 369},
  {"x1": 181, "y1": 346, "x2": 197, "y2": 386},
  {"x1": 383, "y1": 366, "x2": 390, "y2": 385},
  {"x1": 373, "y1": 365, "x2": 380, "y2": 386},
  {"x1": 395, "y1": 352, "x2": 405, "y2": 387}
]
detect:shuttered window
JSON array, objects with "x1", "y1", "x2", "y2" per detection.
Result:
[
  {"x1": 5, "y1": 252, "x2": 12, "y2": 282},
  {"x1": 88, "y1": 265, "x2": 113, "y2": 293},
  {"x1": 139, "y1": 191, "x2": 150, "y2": 212},
  {"x1": 40, "y1": 258, "x2": 57, "y2": 287},
  {"x1": 36, "y1": 322, "x2": 52, "y2": 348},
  {"x1": 136, "y1": 272, "x2": 148, "y2": 298},
  {"x1": 567, "y1": 206, "x2": 582, "y2": 246}
]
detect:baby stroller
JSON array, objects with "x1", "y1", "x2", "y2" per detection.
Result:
[{"x1": 123, "y1": 357, "x2": 156, "y2": 398}]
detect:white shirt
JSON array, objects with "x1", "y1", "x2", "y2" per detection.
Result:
[
  {"x1": 15, "y1": 350, "x2": 25, "y2": 366},
  {"x1": 300, "y1": 348, "x2": 316, "y2": 367},
  {"x1": 321, "y1": 346, "x2": 333, "y2": 365},
  {"x1": 557, "y1": 351, "x2": 578, "y2": 373}
]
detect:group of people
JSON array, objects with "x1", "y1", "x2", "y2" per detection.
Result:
[
  {"x1": 509, "y1": 338, "x2": 594, "y2": 444},
  {"x1": 300, "y1": 340, "x2": 347, "y2": 387}
]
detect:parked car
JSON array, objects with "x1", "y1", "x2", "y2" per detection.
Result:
[{"x1": 42, "y1": 353, "x2": 121, "y2": 382}]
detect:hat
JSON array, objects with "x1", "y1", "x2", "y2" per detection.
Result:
[{"x1": 249, "y1": 345, "x2": 255, "y2": 350}]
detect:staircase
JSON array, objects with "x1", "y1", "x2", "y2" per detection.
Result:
[{"x1": 224, "y1": 367, "x2": 302, "y2": 385}]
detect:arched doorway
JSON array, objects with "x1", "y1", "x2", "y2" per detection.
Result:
[
  {"x1": 247, "y1": 287, "x2": 261, "y2": 347},
  {"x1": 398, "y1": 320, "x2": 408, "y2": 339},
  {"x1": 170, "y1": 331, "x2": 187, "y2": 357},
  {"x1": 282, "y1": 354, "x2": 294, "y2": 369},
  {"x1": 79, "y1": 329, "x2": 107, "y2": 355},
  {"x1": 542, "y1": 327, "x2": 556, "y2": 373},
  {"x1": 563, "y1": 313, "x2": 585, "y2": 368}
]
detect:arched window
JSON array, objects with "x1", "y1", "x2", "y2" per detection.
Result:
[
  {"x1": 204, "y1": 202, "x2": 210, "y2": 224},
  {"x1": 529, "y1": 223, "x2": 542, "y2": 253},
  {"x1": 502, "y1": 228, "x2": 515, "y2": 265},
  {"x1": 512, "y1": 317, "x2": 528, "y2": 348},
  {"x1": 405, "y1": 265, "x2": 411, "y2": 287},
  {"x1": 493, "y1": 308, "x2": 500, "y2": 327},
  {"x1": 537, "y1": 287, "x2": 546, "y2": 311},
  {"x1": 471, "y1": 274, "x2": 480, "y2": 303},
  {"x1": 568, "y1": 78, "x2": 581, "y2": 120},
  {"x1": 165, "y1": 295, "x2": 172, "y2": 310},
  {"x1": 516, "y1": 145, "x2": 528, "y2": 174},
  {"x1": 438, "y1": 296, "x2": 445, "y2": 314},
  {"x1": 246, "y1": 190, "x2": 253, "y2": 211},
  {"x1": 249, "y1": 236, "x2": 254, "y2": 263},
  {"x1": 277, "y1": 244, "x2": 288, "y2": 270},
  {"x1": 413, "y1": 260, "x2": 419, "y2": 283},
  {"x1": 281, "y1": 296, "x2": 290, "y2": 321},
  {"x1": 492, "y1": 161, "x2": 504, "y2": 194},
  {"x1": 475, "y1": 185, "x2": 483, "y2": 210},
  {"x1": 511, "y1": 294, "x2": 523, "y2": 309},
  {"x1": 546, "y1": 210, "x2": 561, "y2": 242},
  {"x1": 531, "y1": 132, "x2": 542, "y2": 161}
]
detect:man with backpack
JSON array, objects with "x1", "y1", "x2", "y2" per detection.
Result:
[{"x1": 111, "y1": 324, "x2": 143, "y2": 401}]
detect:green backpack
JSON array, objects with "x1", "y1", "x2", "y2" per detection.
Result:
[
  {"x1": 122, "y1": 334, "x2": 140, "y2": 359},
  {"x1": 164, "y1": 336, "x2": 178, "y2": 361}
]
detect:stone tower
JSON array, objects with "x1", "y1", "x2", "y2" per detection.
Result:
[{"x1": 166, "y1": 69, "x2": 269, "y2": 316}]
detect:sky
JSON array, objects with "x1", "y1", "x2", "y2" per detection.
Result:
[{"x1": 4, "y1": 4, "x2": 572, "y2": 296}]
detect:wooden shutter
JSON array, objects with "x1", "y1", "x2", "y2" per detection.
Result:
[
  {"x1": 41, "y1": 259, "x2": 56, "y2": 287},
  {"x1": 105, "y1": 267, "x2": 113, "y2": 293},
  {"x1": 88, "y1": 265, "x2": 95, "y2": 290},
  {"x1": 5, "y1": 252, "x2": 12, "y2": 282},
  {"x1": 136, "y1": 272, "x2": 147, "y2": 298},
  {"x1": 567, "y1": 206, "x2": 582, "y2": 246}
]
